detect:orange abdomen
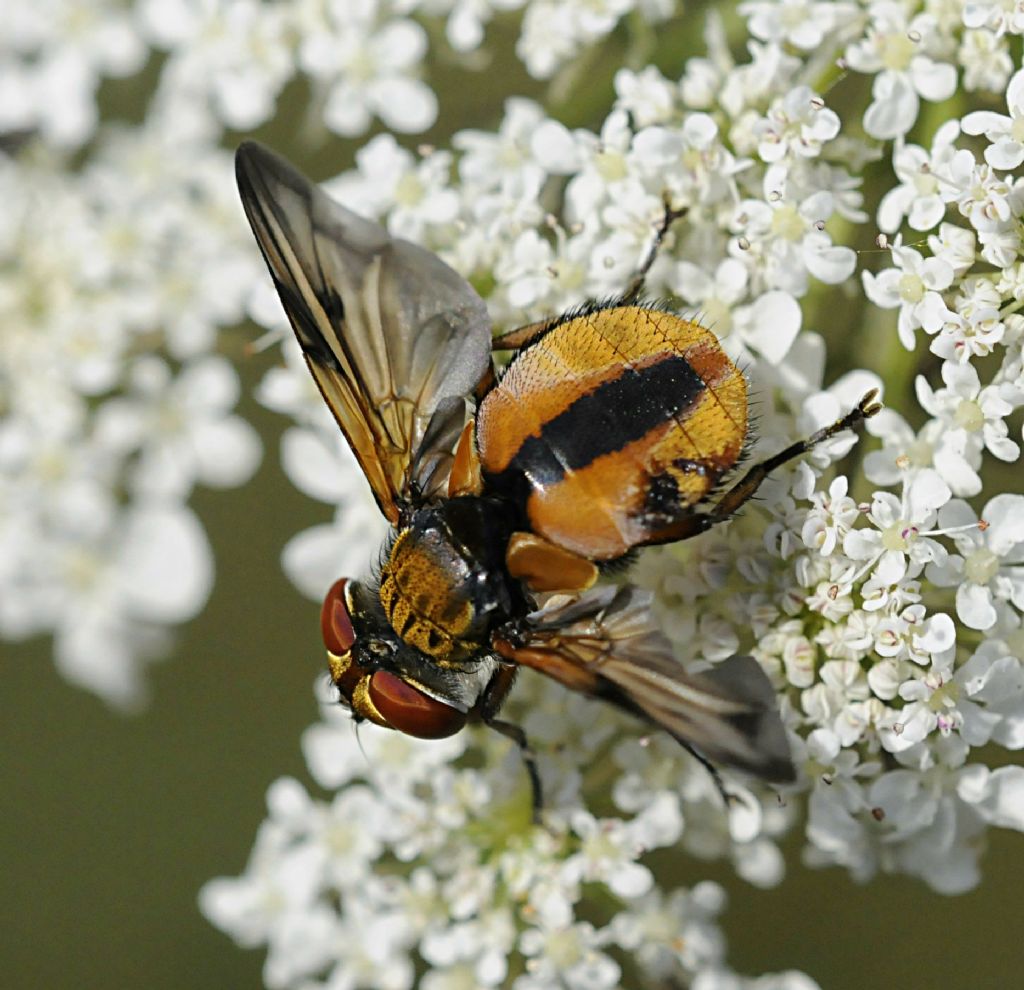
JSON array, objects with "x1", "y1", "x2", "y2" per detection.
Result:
[{"x1": 476, "y1": 306, "x2": 747, "y2": 560}]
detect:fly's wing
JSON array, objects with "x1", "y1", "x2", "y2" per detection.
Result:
[
  {"x1": 235, "y1": 141, "x2": 493, "y2": 523},
  {"x1": 497, "y1": 586, "x2": 794, "y2": 782}
]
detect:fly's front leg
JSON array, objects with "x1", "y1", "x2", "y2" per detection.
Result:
[
  {"x1": 487, "y1": 716, "x2": 543, "y2": 823},
  {"x1": 478, "y1": 663, "x2": 543, "y2": 821}
]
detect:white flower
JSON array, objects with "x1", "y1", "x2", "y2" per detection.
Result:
[
  {"x1": 962, "y1": 67, "x2": 1024, "y2": 169},
  {"x1": 608, "y1": 883, "x2": 727, "y2": 982},
  {"x1": 950, "y1": 152, "x2": 1014, "y2": 233},
  {"x1": 200, "y1": 817, "x2": 334, "y2": 974},
  {"x1": 741, "y1": 0, "x2": 857, "y2": 50},
  {"x1": 302, "y1": 704, "x2": 468, "y2": 794},
  {"x1": 876, "y1": 121, "x2": 962, "y2": 233},
  {"x1": 298, "y1": 6, "x2": 437, "y2": 136},
  {"x1": 516, "y1": 0, "x2": 643, "y2": 80},
  {"x1": 562, "y1": 812, "x2": 653, "y2": 898},
  {"x1": 733, "y1": 169, "x2": 856, "y2": 295},
  {"x1": 628, "y1": 113, "x2": 750, "y2": 218},
  {"x1": 927, "y1": 221, "x2": 977, "y2": 277},
  {"x1": 955, "y1": 642, "x2": 1024, "y2": 748},
  {"x1": 958, "y1": 26, "x2": 1014, "y2": 93},
  {"x1": 56, "y1": 503, "x2": 214, "y2": 708},
  {"x1": 3, "y1": 0, "x2": 146, "y2": 146},
  {"x1": 329, "y1": 134, "x2": 459, "y2": 241},
  {"x1": 140, "y1": 0, "x2": 292, "y2": 129},
  {"x1": 517, "y1": 920, "x2": 621, "y2": 990},
  {"x1": 101, "y1": 355, "x2": 262, "y2": 499},
  {"x1": 613, "y1": 65, "x2": 677, "y2": 127},
  {"x1": 963, "y1": 0, "x2": 1024, "y2": 36},
  {"x1": 800, "y1": 476, "x2": 859, "y2": 556},
  {"x1": 926, "y1": 495, "x2": 1024, "y2": 630},
  {"x1": 916, "y1": 361, "x2": 1022, "y2": 465},
  {"x1": 845, "y1": 1, "x2": 958, "y2": 139},
  {"x1": 862, "y1": 241, "x2": 955, "y2": 349},
  {"x1": 842, "y1": 471, "x2": 952, "y2": 586},
  {"x1": 755, "y1": 86, "x2": 840, "y2": 163},
  {"x1": 926, "y1": 279, "x2": 1007, "y2": 361}
]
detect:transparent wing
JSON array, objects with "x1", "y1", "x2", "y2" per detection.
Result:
[
  {"x1": 236, "y1": 141, "x2": 493, "y2": 523},
  {"x1": 499, "y1": 585, "x2": 794, "y2": 782}
]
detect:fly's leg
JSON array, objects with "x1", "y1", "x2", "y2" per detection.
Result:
[
  {"x1": 486, "y1": 716, "x2": 543, "y2": 823},
  {"x1": 681, "y1": 742, "x2": 733, "y2": 808},
  {"x1": 670, "y1": 389, "x2": 882, "y2": 540},
  {"x1": 491, "y1": 197, "x2": 688, "y2": 354},
  {"x1": 478, "y1": 663, "x2": 543, "y2": 822},
  {"x1": 621, "y1": 197, "x2": 688, "y2": 303}
]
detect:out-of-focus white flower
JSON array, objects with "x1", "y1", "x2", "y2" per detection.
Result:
[
  {"x1": 0, "y1": 122, "x2": 260, "y2": 704},
  {"x1": 1, "y1": 0, "x2": 146, "y2": 146},
  {"x1": 962, "y1": 66, "x2": 1024, "y2": 168},
  {"x1": 517, "y1": 919, "x2": 621, "y2": 990},
  {"x1": 139, "y1": 0, "x2": 292, "y2": 129},
  {"x1": 964, "y1": 0, "x2": 1024, "y2": 37},
  {"x1": 959, "y1": 25, "x2": 1014, "y2": 92},
  {"x1": 298, "y1": 4, "x2": 437, "y2": 136},
  {"x1": 516, "y1": 0, "x2": 646, "y2": 80},
  {"x1": 741, "y1": 0, "x2": 857, "y2": 51},
  {"x1": 102, "y1": 355, "x2": 261, "y2": 499}
]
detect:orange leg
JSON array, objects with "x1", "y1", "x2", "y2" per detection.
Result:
[{"x1": 505, "y1": 532, "x2": 599, "y2": 593}]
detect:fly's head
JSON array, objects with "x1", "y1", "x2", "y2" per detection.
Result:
[{"x1": 320, "y1": 577, "x2": 471, "y2": 739}]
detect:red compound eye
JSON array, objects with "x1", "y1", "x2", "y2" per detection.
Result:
[
  {"x1": 368, "y1": 670, "x2": 467, "y2": 739},
  {"x1": 321, "y1": 578, "x2": 355, "y2": 655}
]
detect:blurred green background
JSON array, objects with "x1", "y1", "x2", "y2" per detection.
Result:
[{"x1": 2, "y1": 9, "x2": 1022, "y2": 989}]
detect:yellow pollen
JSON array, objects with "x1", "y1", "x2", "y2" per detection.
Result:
[
  {"x1": 595, "y1": 150, "x2": 627, "y2": 182},
  {"x1": 964, "y1": 547, "x2": 999, "y2": 584},
  {"x1": 881, "y1": 523, "x2": 910, "y2": 551},
  {"x1": 898, "y1": 272, "x2": 925, "y2": 303},
  {"x1": 879, "y1": 32, "x2": 916, "y2": 71},
  {"x1": 954, "y1": 399, "x2": 985, "y2": 432},
  {"x1": 394, "y1": 172, "x2": 424, "y2": 207},
  {"x1": 771, "y1": 203, "x2": 806, "y2": 241}
]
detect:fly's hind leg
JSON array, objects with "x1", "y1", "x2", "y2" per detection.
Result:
[
  {"x1": 679, "y1": 741, "x2": 734, "y2": 809},
  {"x1": 670, "y1": 389, "x2": 882, "y2": 541},
  {"x1": 489, "y1": 195, "x2": 686, "y2": 355},
  {"x1": 621, "y1": 196, "x2": 688, "y2": 303}
]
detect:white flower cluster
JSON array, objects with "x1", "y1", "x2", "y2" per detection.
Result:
[
  {"x1": 1, "y1": 0, "x2": 671, "y2": 150},
  {"x1": 0, "y1": 121, "x2": 261, "y2": 705},
  {"x1": 206, "y1": 3, "x2": 1024, "y2": 985},
  {"x1": 202, "y1": 677, "x2": 812, "y2": 989},
  {"x1": 5, "y1": 0, "x2": 1024, "y2": 985}
]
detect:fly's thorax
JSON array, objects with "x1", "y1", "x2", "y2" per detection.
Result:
[
  {"x1": 380, "y1": 526, "x2": 477, "y2": 660},
  {"x1": 379, "y1": 497, "x2": 522, "y2": 662}
]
